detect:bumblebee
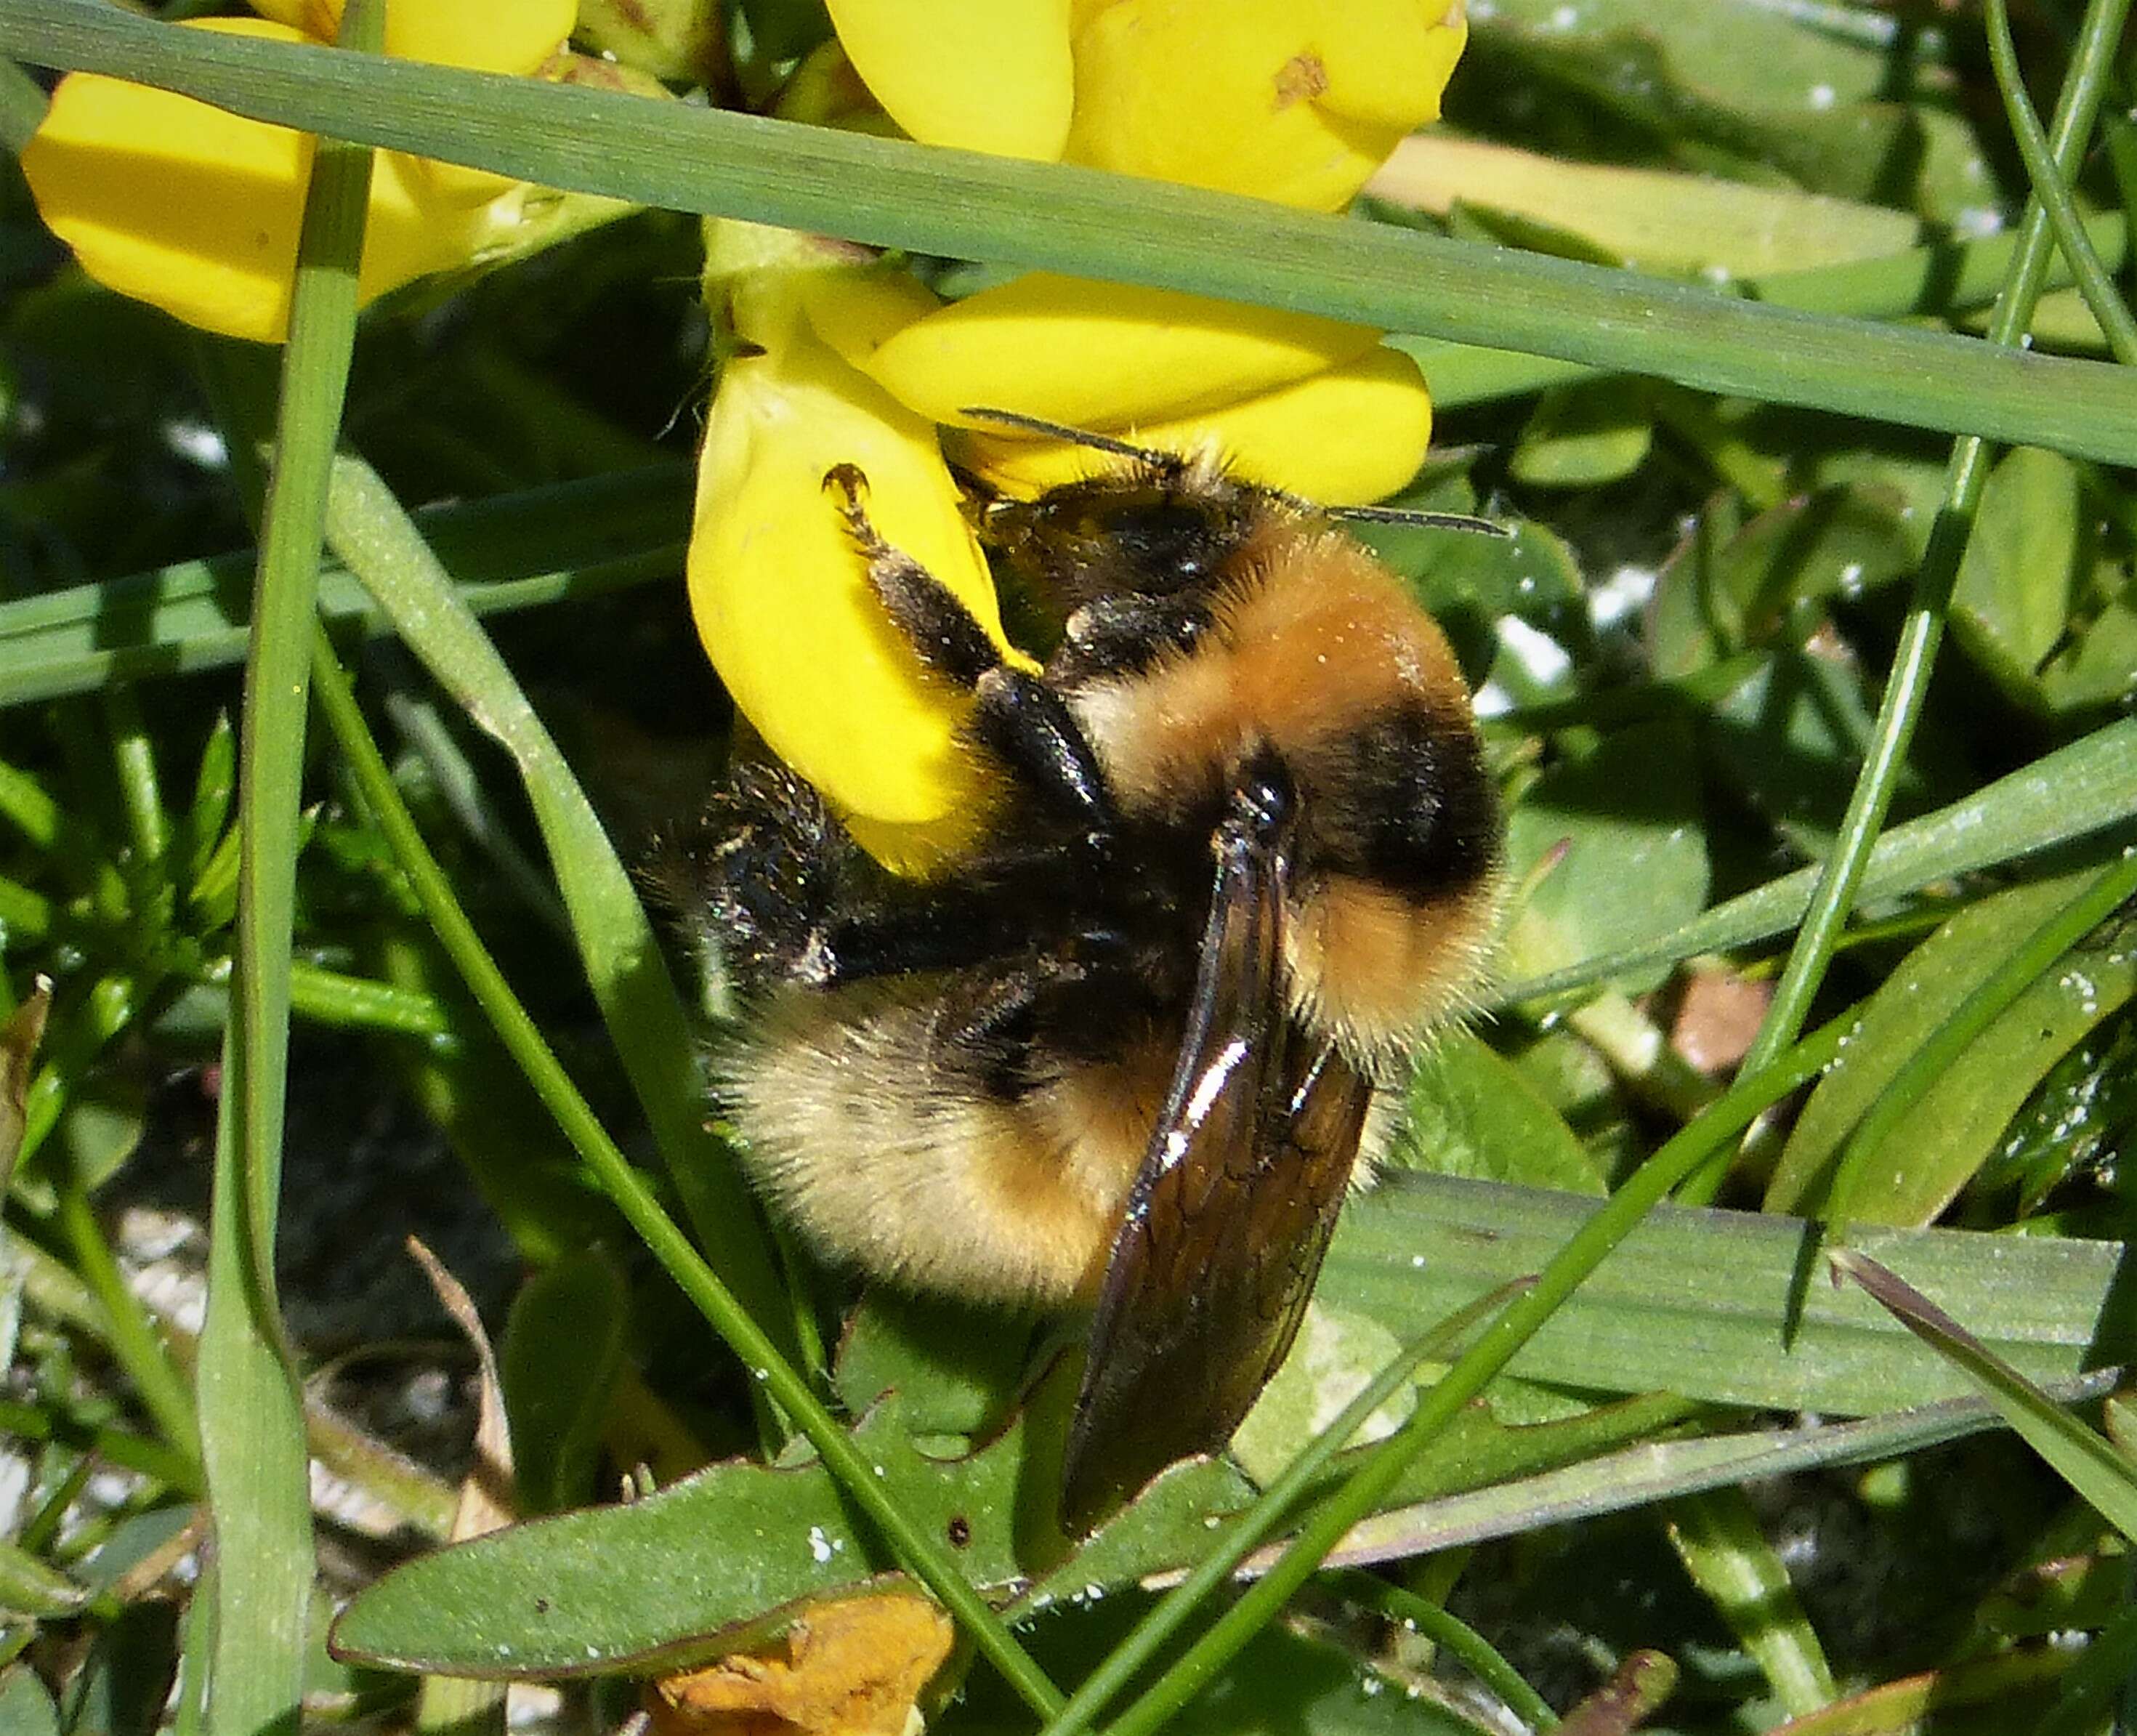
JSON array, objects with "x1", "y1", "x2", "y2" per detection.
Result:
[{"x1": 668, "y1": 431, "x2": 1504, "y2": 1530}]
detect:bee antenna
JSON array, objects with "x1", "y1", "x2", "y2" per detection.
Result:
[
  {"x1": 1328, "y1": 504, "x2": 1514, "y2": 538},
  {"x1": 958, "y1": 406, "x2": 1161, "y2": 464}
]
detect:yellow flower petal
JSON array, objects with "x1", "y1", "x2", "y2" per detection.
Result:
[
  {"x1": 1065, "y1": 0, "x2": 1465, "y2": 211},
  {"x1": 249, "y1": 0, "x2": 575, "y2": 73},
  {"x1": 961, "y1": 342, "x2": 1434, "y2": 504},
  {"x1": 794, "y1": 265, "x2": 945, "y2": 372},
  {"x1": 20, "y1": 20, "x2": 489, "y2": 346},
  {"x1": 860, "y1": 272, "x2": 1380, "y2": 432},
  {"x1": 690, "y1": 281, "x2": 1020, "y2": 875},
  {"x1": 1303, "y1": 0, "x2": 1467, "y2": 130},
  {"x1": 826, "y1": 0, "x2": 1075, "y2": 161}
]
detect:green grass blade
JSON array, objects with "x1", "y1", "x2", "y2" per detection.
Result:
[
  {"x1": 1033, "y1": 1304, "x2": 1491, "y2": 1736},
  {"x1": 315, "y1": 451, "x2": 790, "y2": 1353},
  {"x1": 190, "y1": 6, "x2": 381, "y2": 1730},
  {"x1": 1099, "y1": 1017, "x2": 1851, "y2": 1736},
  {"x1": 1665, "y1": 1487, "x2": 1835, "y2": 1716},
  {"x1": 1833, "y1": 1251, "x2": 2137, "y2": 1542},
  {"x1": 0, "y1": 465, "x2": 687, "y2": 708},
  {"x1": 1984, "y1": 0, "x2": 2137, "y2": 366},
  {"x1": 1498, "y1": 716, "x2": 2137, "y2": 1004},
  {"x1": 1721, "y1": 0, "x2": 2128, "y2": 1113},
  {"x1": 1826, "y1": 849, "x2": 2137, "y2": 1225},
  {"x1": 7, "y1": 1, "x2": 2137, "y2": 464},
  {"x1": 1289, "y1": 1382, "x2": 2117, "y2": 1565},
  {"x1": 304, "y1": 635, "x2": 1065, "y2": 1716}
]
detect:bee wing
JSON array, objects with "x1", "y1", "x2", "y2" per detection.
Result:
[{"x1": 1059, "y1": 795, "x2": 1373, "y2": 1533}]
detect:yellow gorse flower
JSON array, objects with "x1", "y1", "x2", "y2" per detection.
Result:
[
  {"x1": 19, "y1": 1, "x2": 577, "y2": 346},
  {"x1": 692, "y1": 2, "x2": 1469, "y2": 872},
  {"x1": 690, "y1": 227, "x2": 1036, "y2": 877}
]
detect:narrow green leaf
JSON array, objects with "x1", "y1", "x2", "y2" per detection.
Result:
[
  {"x1": 191, "y1": 7, "x2": 384, "y2": 1729},
  {"x1": 1834, "y1": 1251, "x2": 2137, "y2": 1541},
  {"x1": 0, "y1": 466, "x2": 687, "y2": 709},
  {"x1": 1665, "y1": 1487, "x2": 1835, "y2": 1716},
  {"x1": 1767, "y1": 863, "x2": 2137, "y2": 1221},
  {"x1": 1950, "y1": 446, "x2": 2083, "y2": 702},
  {"x1": 1290, "y1": 1382, "x2": 2113, "y2": 1566},
  {"x1": 316, "y1": 451, "x2": 791, "y2": 1356},
  {"x1": 7, "y1": 3, "x2": 2137, "y2": 464},
  {"x1": 1325, "y1": 1171, "x2": 2120, "y2": 1415},
  {"x1": 0, "y1": 1539, "x2": 92, "y2": 1620},
  {"x1": 500, "y1": 1249, "x2": 629, "y2": 1515}
]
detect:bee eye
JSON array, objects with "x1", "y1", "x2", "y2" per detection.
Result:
[{"x1": 1088, "y1": 499, "x2": 1222, "y2": 589}]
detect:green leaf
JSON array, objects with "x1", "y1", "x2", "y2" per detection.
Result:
[
  {"x1": 2040, "y1": 594, "x2": 2137, "y2": 715},
  {"x1": 1950, "y1": 446, "x2": 2084, "y2": 703},
  {"x1": 1766, "y1": 865, "x2": 2137, "y2": 1220},
  {"x1": 1397, "y1": 1028, "x2": 1606, "y2": 1195},
  {"x1": 1466, "y1": 0, "x2": 1989, "y2": 221},
  {"x1": 1511, "y1": 381, "x2": 1655, "y2": 488},
  {"x1": 0, "y1": 1537, "x2": 92, "y2": 1620},
  {"x1": 1375, "y1": 133, "x2": 1920, "y2": 278},
  {"x1": 832, "y1": 1291, "x2": 1038, "y2": 1441},
  {"x1": 1834, "y1": 1251, "x2": 2137, "y2": 1542},
  {"x1": 326, "y1": 1347, "x2": 1691, "y2": 1682},
  {"x1": 1227, "y1": 1304, "x2": 1418, "y2": 1487},
  {"x1": 0, "y1": 1668, "x2": 58, "y2": 1736},
  {"x1": 501, "y1": 1249, "x2": 629, "y2": 1516},
  {"x1": 7, "y1": 4, "x2": 2137, "y2": 465},
  {"x1": 1322, "y1": 1173, "x2": 2120, "y2": 1414},
  {"x1": 1503, "y1": 719, "x2": 1711, "y2": 993}
]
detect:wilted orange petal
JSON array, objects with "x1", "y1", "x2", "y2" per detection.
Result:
[{"x1": 651, "y1": 1592, "x2": 954, "y2": 1736}]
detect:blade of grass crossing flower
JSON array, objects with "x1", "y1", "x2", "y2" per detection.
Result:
[
  {"x1": 304, "y1": 634, "x2": 1065, "y2": 1720},
  {"x1": 1831, "y1": 1251, "x2": 2137, "y2": 1541},
  {"x1": 191, "y1": 7, "x2": 381, "y2": 1733},
  {"x1": 8, "y1": 4, "x2": 2137, "y2": 467},
  {"x1": 1683, "y1": 0, "x2": 2130, "y2": 1203},
  {"x1": 1079, "y1": 1018, "x2": 1850, "y2": 1736},
  {"x1": 315, "y1": 451, "x2": 793, "y2": 1368},
  {"x1": 1984, "y1": 0, "x2": 2137, "y2": 366}
]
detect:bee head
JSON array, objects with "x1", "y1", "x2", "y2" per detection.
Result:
[{"x1": 982, "y1": 452, "x2": 1267, "y2": 610}]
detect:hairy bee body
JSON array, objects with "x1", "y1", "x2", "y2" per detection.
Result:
[{"x1": 671, "y1": 448, "x2": 1502, "y2": 1525}]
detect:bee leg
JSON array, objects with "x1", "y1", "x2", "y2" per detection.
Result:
[
  {"x1": 823, "y1": 464, "x2": 1115, "y2": 833},
  {"x1": 653, "y1": 763, "x2": 849, "y2": 990}
]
